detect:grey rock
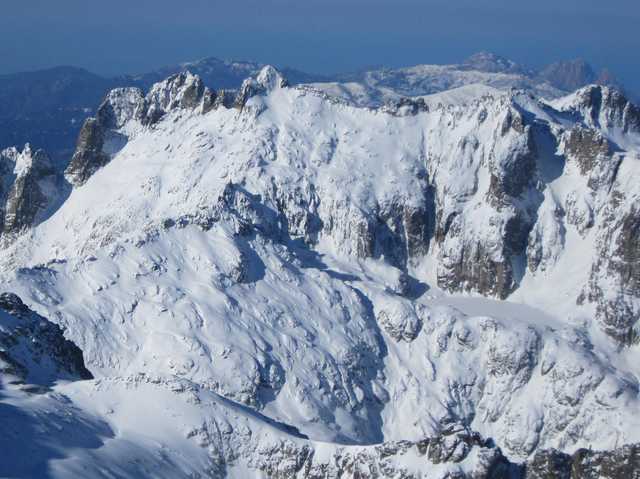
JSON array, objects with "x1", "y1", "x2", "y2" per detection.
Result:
[
  {"x1": 0, "y1": 144, "x2": 62, "y2": 235},
  {"x1": 434, "y1": 103, "x2": 542, "y2": 299},
  {"x1": 249, "y1": 428, "x2": 514, "y2": 479},
  {"x1": 427, "y1": 427, "x2": 485, "y2": 464},
  {"x1": 64, "y1": 117, "x2": 110, "y2": 186},
  {"x1": 375, "y1": 299, "x2": 423, "y2": 342},
  {"x1": 566, "y1": 85, "x2": 640, "y2": 134},
  {"x1": 525, "y1": 444, "x2": 640, "y2": 479},
  {"x1": 0, "y1": 292, "x2": 92, "y2": 386},
  {"x1": 143, "y1": 72, "x2": 208, "y2": 125},
  {"x1": 234, "y1": 65, "x2": 288, "y2": 109},
  {"x1": 564, "y1": 127, "x2": 610, "y2": 177},
  {"x1": 66, "y1": 73, "x2": 218, "y2": 186},
  {"x1": 587, "y1": 199, "x2": 640, "y2": 343},
  {"x1": 437, "y1": 212, "x2": 529, "y2": 299}
]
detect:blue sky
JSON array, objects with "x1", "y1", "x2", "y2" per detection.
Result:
[{"x1": 1, "y1": 0, "x2": 638, "y2": 91}]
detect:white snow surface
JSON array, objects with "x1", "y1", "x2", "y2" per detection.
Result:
[
  {"x1": 305, "y1": 64, "x2": 566, "y2": 107},
  {"x1": 1, "y1": 67, "x2": 639, "y2": 477}
]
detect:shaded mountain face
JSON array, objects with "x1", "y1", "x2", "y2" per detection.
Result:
[
  {"x1": 0, "y1": 292, "x2": 91, "y2": 389},
  {"x1": 537, "y1": 59, "x2": 598, "y2": 91},
  {"x1": 0, "y1": 65, "x2": 639, "y2": 476}
]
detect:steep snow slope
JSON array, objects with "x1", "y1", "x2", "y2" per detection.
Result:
[{"x1": 1, "y1": 67, "x2": 639, "y2": 477}]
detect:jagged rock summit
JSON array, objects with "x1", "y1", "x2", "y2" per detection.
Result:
[{"x1": 65, "y1": 66, "x2": 291, "y2": 186}]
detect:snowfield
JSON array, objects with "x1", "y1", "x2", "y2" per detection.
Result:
[{"x1": 0, "y1": 65, "x2": 639, "y2": 478}]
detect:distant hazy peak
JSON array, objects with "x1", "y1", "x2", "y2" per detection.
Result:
[
  {"x1": 460, "y1": 51, "x2": 524, "y2": 74},
  {"x1": 537, "y1": 58, "x2": 597, "y2": 91}
]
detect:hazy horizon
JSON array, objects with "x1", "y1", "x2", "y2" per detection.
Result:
[{"x1": 1, "y1": 0, "x2": 639, "y2": 92}]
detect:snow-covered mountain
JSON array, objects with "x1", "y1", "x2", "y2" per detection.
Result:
[
  {"x1": 0, "y1": 58, "x2": 325, "y2": 166},
  {"x1": 0, "y1": 52, "x2": 626, "y2": 166},
  {"x1": 307, "y1": 52, "x2": 624, "y2": 108},
  {"x1": 1, "y1": 65, "x2": 639, "y2": 478}
]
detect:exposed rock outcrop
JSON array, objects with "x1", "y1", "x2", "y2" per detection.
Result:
[
  {"x1": 144, "y1": 72, "x2": 209, "y2": 124},
  {"x1": 235, "y1": 65, "x2": 288, "y2": 109},
  {"x1": 248, "y1": 427, "x2": 515, "y2": 479},
  {"x1": 0, "y1": 144, "x2": 62, "y2": 236},
  {"x1": 433, "y1": 102, "x2": 540, "y2": 299},
  {"x1": 64, "y1": 117, "x2": 111, "y2": 186},
  {"x1": 558, "y1": 85, "x2": 640, "y2": 135},
  {"x1": 0, "y1": 292, "x2": 92, "y2": 387},
  {"x1": 586, "y1": 197, "x2": 640, "y2": 343},
  {"x1": 525, "y1": 444, "x2": 640, "y2": 479},
  {"x1": 65, "y1": 66, "x2": 292, "y2": 186},
  {"x1": 65, "y1": 72, "x2": 223, "y2": 186},
  {"x1": 461, "y1": 51, "x2": 525, "y2": 75}
]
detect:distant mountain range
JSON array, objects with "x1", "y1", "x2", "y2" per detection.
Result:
[
  {"x1": 0, "y1": 52, "x2": 628, "y2": 164},
  {"x1": 309, "y1": 52, "x2": 627, "y2": 107}
]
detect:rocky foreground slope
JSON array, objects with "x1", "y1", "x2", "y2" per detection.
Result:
[{"x1": 0, "y1": 66, "x2": 639, "y2": 477}]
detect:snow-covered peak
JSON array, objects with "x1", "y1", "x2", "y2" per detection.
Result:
[
  {"x1": 256, "y1": 65, "x2": 288, "y2": 90},
  {"x1": 95, "y1": 72, "x2": 212, "y2": 132},
  {"x1": 98, "y1": 87, "x2": 146, "y2": 129},
  {"x1": 145, "y1": 71, "x2": 207, "y2": 123},
  {"x1": 551, "y1": 84, "x2": 640, "y2": 147},
  {"x1": 235, "y1": 65, "x2": 289, "y2": 109},
  {"x1": 13, "y1": 144, "x2": 34, "y2": 177},
  {"x1": 307, "y1": 62, "x2": 565, "y2": 108},
  {"x1": 419, "y1": 83, "x2": 507, "y2": 108},
  {"x1": 0, "y1": 143, "x2": 53, "y2": 179},
  {"x1": 65, "y1": 72, "x2": 218, "y2": 186}
]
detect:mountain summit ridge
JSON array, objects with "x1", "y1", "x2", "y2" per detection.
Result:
[{"x1": 0, "y1": 52, "x2": 630, "y2": 163}]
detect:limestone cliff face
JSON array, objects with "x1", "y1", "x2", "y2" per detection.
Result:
[
  {"x1": 64, "y1": 117, "x2": 110, "y2": 186},
  {"x1": 585, "y1": 196, "x2": 640, "y2": 344},
  {"x1": 0, "y1": 144, "x2": 63, "y2": 236}
]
